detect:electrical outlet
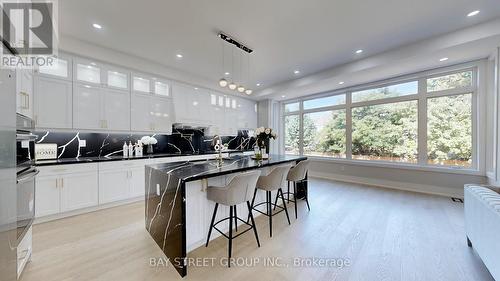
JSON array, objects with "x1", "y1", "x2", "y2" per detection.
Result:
[{"x1": 79, "y1": 139, "x2": 86, "y2": 147}]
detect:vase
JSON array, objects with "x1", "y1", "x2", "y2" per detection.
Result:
[
  {"x1": 147, "y1": 145, "x2": 154, "y2": 154},
  {"x1": 264, "y1": 139, "x2": 270, "y2": 154}
]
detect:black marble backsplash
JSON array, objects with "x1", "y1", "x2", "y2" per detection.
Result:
[{"x1": 35, "y1": 129, "x2": 256, "y2": 159}]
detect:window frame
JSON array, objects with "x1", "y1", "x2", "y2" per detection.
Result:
[{"x1": 281, "y1": 62, "x2": 480, "y2": 173}]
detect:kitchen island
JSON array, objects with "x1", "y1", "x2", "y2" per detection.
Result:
[{"x1": 145, "y1": 154, "x2": 307, "y2": 277}]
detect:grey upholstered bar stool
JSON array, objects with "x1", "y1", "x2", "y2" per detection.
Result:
[
  {"x1": 249, "y1": 164, "x2": 292, "y2": 237},
  {"x1": 274, "y1": 160, "x2": 311, "y2": 219},
  {"x1": 205, "y1": 170, "x2": 261, "y2": 267}
]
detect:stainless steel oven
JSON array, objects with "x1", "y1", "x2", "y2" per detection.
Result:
[
  {"x1": 16, "y1": 114, "x2": 37, "y2": 242},
  {"x1": 16, "y1": 167, "x2": 38, "y2": 240}
]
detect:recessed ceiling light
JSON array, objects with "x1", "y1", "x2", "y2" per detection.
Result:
[
  {"x1": 194, "y1": 87, "x2": 198, "y2": 90},
  {"x1": 355, "y1": 49, "x2": 363, "y2": 54},
  {"x1": 467, "y1": 10, "x2": 480, "y2": 17},
  {"x1": 294, "y1": 70, "x2": 300, "y2": 74},
  {"x1": 176, "y1": 54, "x2": 183, "y2": 58},
  {"x1": 92, "y1": 23, "x2": 102, "y2": 29},
  {"x1": 281, "y1": 95, "x2": 286, "y2": 98},
  {"x1": 224, "y1": 72, "x2": 230, "y2": 76},
  {"x1": 256, "y1": 83, "x2": 261, "y2": 87},
  {"x1": 339, "y1": 81, "x2": 345, "y2": 85},
  {"x1": 439, "y1": 57, "x2": 449, "y2": 62}
]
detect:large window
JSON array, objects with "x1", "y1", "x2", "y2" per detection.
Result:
[
  {"x1": 352, "y1": 101, "x2": 418, "y2": 163},
  {"x1": 427, "y1": 93, "x2": 472, "y2": 167},
  {"x1": 284, "y1": 115, "x2": 300, "y2": 155},
  {"x1": 303, "y1": 110, "x2": 346, "y2": 158},
  {"x1": 282, "y1": 66, "x2": 477, "y2": 170}
]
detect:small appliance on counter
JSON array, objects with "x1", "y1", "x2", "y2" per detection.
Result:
[{"x1": 16, "y1": 113, "x2": 38, "y2": 278}]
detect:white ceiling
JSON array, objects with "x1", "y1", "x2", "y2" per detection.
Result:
[{"x1": 58, "y1": 0, "x2": 500, "y2": 98}]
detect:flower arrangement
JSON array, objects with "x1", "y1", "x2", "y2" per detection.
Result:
[
  {"x1": 140, "y1": 136, "x2": 158, "y2": 154},
  {"x1": 140, "y1": 136, "x2": 158, "y2": 145},
  {"x1": 254, "y1": 127, "x2": 277, "y2": 151}
]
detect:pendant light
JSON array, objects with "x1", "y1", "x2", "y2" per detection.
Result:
[
  {"x1": 218, "y1": 41, "x2": 228, "y2": 87},
  {"x1": 244, "y1": 52, "x2": 252, "y2": 95},
  {"x1": 237, "y1": 51, "x2": 245, "y2": 92},
  {"x1": 228, "y1": 47, "x2": 237, "y2": 90},
  {"x1": 219, "y1": 79, "x2": 228, "y2": 87}
]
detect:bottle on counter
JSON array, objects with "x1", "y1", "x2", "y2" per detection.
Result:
[
  {"x1": 128, "y1": 141, "x2": 134, "y2": 157},
  {"x1": 123, "y1": 142, "x2": 129, "y2": 158},
  {"x1": 136, "y1": 141, "x2": 143, "y2": 157}
]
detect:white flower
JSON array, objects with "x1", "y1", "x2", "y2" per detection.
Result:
[
  {"x1": 265, "y1": 128, "x2": 271, "y2": 134},
  {"x1": 271, "y1": 132, "x2": 277, "y2": 138},
  {"x1": 140, "y1": 136, "x2": 157, "y2": 145}
]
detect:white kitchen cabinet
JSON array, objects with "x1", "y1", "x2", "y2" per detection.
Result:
[
  {"x1": 73, "y1": 83, "x2": 130, "y2": 131},
  {"x1": 60, "y1": 171, "x2": 99, "y2": 212},
  {"x1": 133, "y1": 74, "x2": 151, "y2": 94},
  {"x1": 172, "y1": 83, "x2": 211, "y2": 126},
  {"x1": 150, "y1": 97, "x2": 174, "y2": 133},
  {"x1": 154, "y1": 80, "x2": 170, "y2": 97},
  {"x1": 98, "y1": 160, "x2": 147, "y2": 204},
  {"x1": 16, "y1": 68, "x2": 34, "y2": 118},
  {"x1": 35, "y1": 175, "x2": 60, "y2": 217},
  {"x1": 129, "y1": 166, "x2": 146, "y2": 198},
  {"x1": 35, "y1": 163, "x2": 98, "y2": 218},
  {"x1": 33, "y1": 75, "x2": 73, "y2": 129},
  {"x1": 74, "y1": 58, "x2": 102, "y2": 85},
  {"x1": 73, "y1": 83, "x2": 102, "y2": 130},
  {"x1": 37, "y1": 54, "x2": 72, "y2": 81},
  {"x1": 105, "y1": 66, "x2": 129, "y2": 90},
  {"x1": 103, "y1": 87, "x2": 131, "y2": 131},
  {"x1": 237, "y1": 98, "x2": 257, "y2": 129},
  {"x1": 131, "y1": 92, "x2": 173, "y2": 134},
  {"x1": 99, "y1": 169, "x2": 130, "y2": 204}
]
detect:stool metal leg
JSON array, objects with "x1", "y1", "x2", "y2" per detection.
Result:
[
  {"x1": 267, "y1": 191, "x2": 272, "y2": 237},
  {"x1": 293, "y1": 181, "x2": 298, "y2": 219},
  {"x1": 234, "y1": 206, "x2": 238, "y2": 232},
  {"x1": 287, "y1": 181, "x2": 290, "y2": 202},
  {"x1": 228, "y1": 205, "x2": 233, "y2": 267},
  {"x1": 279, "y1": 188, "x2": 291, "y2": 225},
  {"x1": 247, "y1": 201, "x2": 260, "y2": 247},
  {"x1": 303, "y1": 181, "x2": 311, "y2": 211},
  {"x1": 206, "y1": 203, "x2": 218, "y2": 247},
  {"x1": 273, "y1": 190, "x2": 279, "y2": 211},
  {"x1": 247, "y1": 188, "x2": 258, "y2": 223}
]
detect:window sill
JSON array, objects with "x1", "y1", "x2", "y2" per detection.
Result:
[{"x1": 303, "y1": 156, "x2": 484, "y2": 176}]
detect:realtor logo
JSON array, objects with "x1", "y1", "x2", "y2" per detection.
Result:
[{"x1": 1, "y1": 0, "x2": 58, "y2": 68}]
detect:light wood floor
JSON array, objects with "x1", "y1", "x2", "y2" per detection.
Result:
[{"x1": 21, "y1": 178, "x2": 494, "y2": 281}]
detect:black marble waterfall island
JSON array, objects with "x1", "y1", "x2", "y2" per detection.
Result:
[{"x1": 144, "y1": 154, "x2": 307, "y2": 277}]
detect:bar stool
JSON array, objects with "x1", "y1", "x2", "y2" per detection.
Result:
[
  {"x1": 274, "y1": 160, "x2": 311, "y2": 219},
  {"x1": 249, "y1": 164, "x2": 292, "y2": 237},
  {"x1": 205, "y1": 170, "x2": 261, "y2": 267}
]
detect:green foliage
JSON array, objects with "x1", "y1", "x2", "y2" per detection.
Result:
[{"x1": 427, "y1": 94, "x2": 472, "y2": 165}]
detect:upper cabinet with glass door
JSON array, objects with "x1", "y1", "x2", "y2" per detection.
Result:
[
  {"x1": 104, "y1": 65, "x2": 129, "y2": 91},
  {"x1": 132, "y1": 74, "x2": 151, "y2": 94},
  {"x1": 153, "y1": 79, "x2": 171, "y2": 98},
  {"x1": 74, "y1": 58, "x2": 102, "y2": 85},
  {"x1": 37, "y1": 53, "x2": 72, "y2": 81}
]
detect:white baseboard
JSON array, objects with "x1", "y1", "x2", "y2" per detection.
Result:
[
  {"x1": 34, "y1": 196, "x2": 144, "y2": 224},
  {"x1": 309, "y1": 171, "x2": 464, "y2": 199}
]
